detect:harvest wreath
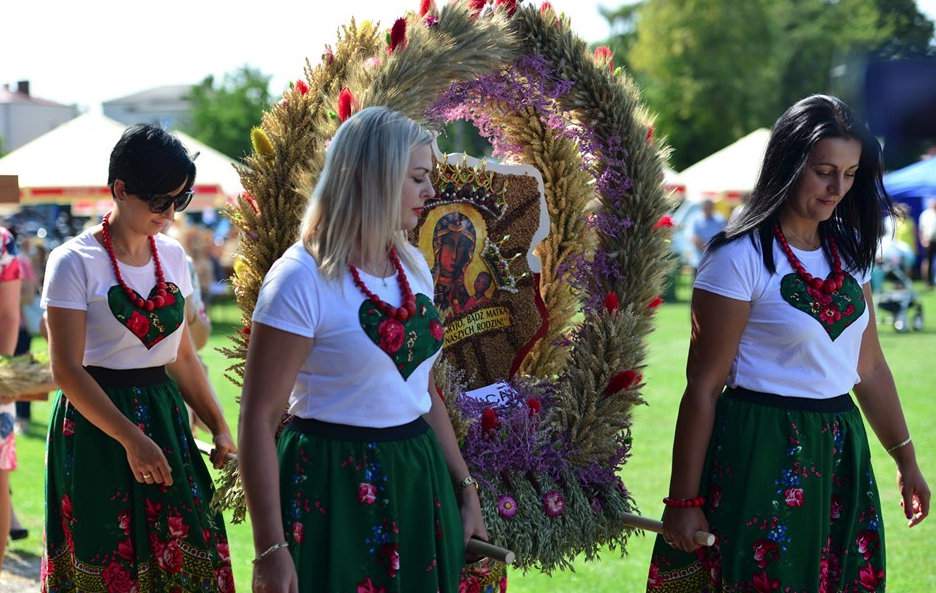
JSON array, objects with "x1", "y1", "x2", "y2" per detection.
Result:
[{"x1": 213, "y1": 0, "x2": 673, "y2": 579}]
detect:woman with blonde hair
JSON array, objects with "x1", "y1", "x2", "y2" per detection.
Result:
[{"x1": 240, "y1": 106, "x2": 487, "y2": 593}]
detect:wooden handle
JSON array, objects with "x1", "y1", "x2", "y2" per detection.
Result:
[
  {"x1": 194, "y1": 439, "x2": 238, "y2": 462},
  {"x1": 620, "y1": 512, "x2": 715, "y2": 547},
  {"x1": 466, "y1": 538, "x2": 515, "y2": 564}
]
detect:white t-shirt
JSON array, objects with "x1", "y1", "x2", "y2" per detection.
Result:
[
  {"x1": 694, "y1": 233, "x2": 871, "y2": 398},
  {"x1": 41, "y1": 230, "x2": 193, "y2": 369},
  {"x1": 919, "y1": 208, "x2": 936, "y2": 243},
  {"x1": 252, "y1": 243, "x2": 442, "y2": 428}
]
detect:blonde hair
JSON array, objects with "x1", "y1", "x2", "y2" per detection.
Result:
[{"x1": 301, "y1": 106, "x2": 433, "y2": 280}]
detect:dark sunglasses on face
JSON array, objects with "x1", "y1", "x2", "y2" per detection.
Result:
[{"x1": 124, "y1": 184, "x2": 195, "y2": 213}]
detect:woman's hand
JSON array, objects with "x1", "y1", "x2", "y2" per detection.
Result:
[
  {"x1": 122, "y1": 429, "x2": 173, "y2": 486},
  {"x1": 897, "y1": 461, "x2": 930, "y2": 527},
  {"x1": 662, "y1": 506, "x2": 709, "y2": 553},
  {"x1": 210, "y1": 430, "x2": 237, "y2": 469},
  {"x1": 252, "y1": 546, "x2": 298, "y2": 593},
  {"x1": 460, "y1": 487, "x2": 489, "y2": 561}
]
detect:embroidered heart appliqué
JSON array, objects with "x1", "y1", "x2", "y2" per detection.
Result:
[
  {"x1": 107, "y1": 282, "x2": 186, "y2": 349},
  {"x1": 779, "y1": 272, "x2": 866, "y2": 340},
  {"x1": 359, "y1": 293, "x2": 444, "y2": 379}
]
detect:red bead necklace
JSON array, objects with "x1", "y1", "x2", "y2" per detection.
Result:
[
  {"x1": 349, "y1": 249, "x2": 416, "y2": 322},
  {"x1": 102, "y1": 212, "x2": 170, "y2": 311},
  {"x1": 774, "y1": 224, "x2": 844, "y2": 295}
]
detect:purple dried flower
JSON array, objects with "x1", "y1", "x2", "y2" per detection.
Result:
[
  {"x1": 543, "y1": 490, "x2": 566, "y2": 518},
  {"x1": 497, "y1": 495, "x2": 518, "y2": 519}
]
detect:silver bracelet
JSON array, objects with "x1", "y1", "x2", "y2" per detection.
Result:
[
  {"x1": 253, "y1": 541, "x2": 289, "y2": 564},
  {"x1": 886, "y1": 436, "x2": 912, "y2": 454}
]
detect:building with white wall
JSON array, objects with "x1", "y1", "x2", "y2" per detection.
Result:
[{"x1": 0, "y1": 81, "x2": 78, "y2": 153}]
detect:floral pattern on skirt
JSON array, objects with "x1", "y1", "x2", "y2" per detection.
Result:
[
  {"x1": 42, "y1": 375, "x2": 233, "y2": 593},
  {"x1": 647, "y1": 389, "x2": 885, "y2": 593},
  {"x1": 277, "y1": 418, "x2": 464, "y2": 593}
]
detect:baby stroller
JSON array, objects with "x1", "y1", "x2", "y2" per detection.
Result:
[{"x1": 874, "y1": 251, "x2": 924, "y2": 333}]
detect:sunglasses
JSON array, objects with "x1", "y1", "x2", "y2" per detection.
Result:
[{"x1": 123, "y1": 183, "x2": 195, "y2": 213}]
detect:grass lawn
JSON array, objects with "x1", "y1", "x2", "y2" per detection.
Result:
[{"x1": 6, "y1": 277, "x2": 935, "y2": 591}]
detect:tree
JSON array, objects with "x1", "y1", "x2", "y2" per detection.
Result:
[
  {"x1": 628, "y1": 0, "x2": 780, "y2": 169},
  {"x1": 599, "y1": 1, "x2": 644, "y2": 72},
  {"x1": 620, "y1": 0, "x2": 935, "y2": 169},
  {"x1": 185, "y1": 66, "x2": 274, "y2": 159},
  {"x1": 873, "y1": 0, "x2": 936, "y2": 58}
]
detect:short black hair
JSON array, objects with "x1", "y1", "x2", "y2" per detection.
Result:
[
  {"x1": 710, "y1": 94, "x2": 892, "y2": 275},
  {"x1": 108, "y1": 124, "x2": 196, "y2": 198}
]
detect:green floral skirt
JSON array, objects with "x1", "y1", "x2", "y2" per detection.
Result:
[
  {"x1": 647, "y1": 387, "x2": 885, "y2": 593},
  {"x1": 277, "y1": 416, "x2": 464, "y2": 593},
  {"x1": 43, "y1": 366, "x2": 234, "y2": 593}
]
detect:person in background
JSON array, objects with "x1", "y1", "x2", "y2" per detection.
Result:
[
  {"x1": 691, "y1": 199, "x2": 726, "y2": 274},
  {"x1": 0, "y1": 225, "x2": 22, "y2": 572},
  {"x1": 917, "y1": 198, "x2": 936, "y2": 287}
]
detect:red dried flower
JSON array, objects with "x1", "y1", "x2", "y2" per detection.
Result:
[
  {"x1": 419, "y1": 0, "x2": 434, "y2": 16},
  {"x1": 323, "y1": 45, "x2": 335, "y2": 66},
  {"x1": 648, "y1": 295, "x2": 664, "y2": 310},
  {"x1": 481, "y1": 407, "x2": 500, "y2": 433},
  {"x1": 603, "y1": 291, "x2": 620, "y2": 313},
  {"x1": 389, "y1": 18, "x2": 407, "y2": 53},
  {"x1": 495, "y1": 0, "x2": 517, "y2": 16},
  {"x1": 469, "y1": 0, "x2": 488, "y2": 14},
  {"x1": 593, "y1": 46, "x2": 614, "y2": 72},
  {"x1": 294, "y1": 79, "x2": 309, "y2": 96},
  {"x1": 646, "y1": 126, "x2": 654, "y2": 143},
  {"x1": 337, "y1": 88, "x2": 354, "y2": 122},
  {"x1": 241, "y1": 324, "x2": 251, "y2": 336},
  {"x1": 526, "y1": 398, "x2": 542, "y2": 414},
  {"x1": 604, "y1": 369, "x2": 642, "y2": 396},
  {"x1": 540, "y1": 1, "x2": 553, "y2": 13},
  {"x1": 654, "y1": 214, "x2": 674, "y2": 229}
]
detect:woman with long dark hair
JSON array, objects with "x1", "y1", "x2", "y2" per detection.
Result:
[{"x1": 646, "y1": 95, "x2": 929, "y2": 592}]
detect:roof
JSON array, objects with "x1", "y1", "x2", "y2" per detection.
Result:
[
  {"x1": 103, "y1": 85, "x2": 193, "y2": 106},
  {"x1": 674, "y1": 129, "x2": 771, "y2": 202},
  {"x1": 0, "y1": 88, "x2": 69, "y2": 108},
  {"x1": 0, "y1": 112, "x2": 243, "y2": 204}
]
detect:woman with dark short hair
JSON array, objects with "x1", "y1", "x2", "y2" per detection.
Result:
[
  {"x1": 646, "y1": 96, "x2": 930, "y2": 592},
  {"x1": 41, "y1": 124, "x2": 236, "y2": 593}
]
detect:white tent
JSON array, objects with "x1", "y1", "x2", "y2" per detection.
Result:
[
  {"x1": 0, "y1": 112, "x2": 243, "y2": 214},
  {"x1": 676, "y1": 128, "x2": 770, "y2": 202}
]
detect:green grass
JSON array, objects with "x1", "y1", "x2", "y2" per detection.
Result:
[{"x1": 7, "y1": 280, "x2": 935, "y2": 591}]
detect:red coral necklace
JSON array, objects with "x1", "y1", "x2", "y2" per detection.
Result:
[
  {"x1": 349, "y1": 248, "x2": 416, "y2": 322},
  {"x1": 774, "y1": 224, "x2": 844, "y2": 295},
  {"x1": 102, "y1": 212, "x2": 170, "y2": 311}
]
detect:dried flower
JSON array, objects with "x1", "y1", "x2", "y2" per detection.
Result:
[
  {"x1": 495, "y1": 0, "x2": 517, "y2": 16},
  {"x1": 604, "y1": 370, "x2": 642, "y2": 396},
  {"x1": 389, "y1": 18, "x2": 407, "y2": 53},
  {"x1": 654, "y1": 214, "x2": 674, "y2": 229},
  {"x1": 481, "y1": 407, "x2": 500, "y2": 433},
  {"x1": 603, "y1": 291, "x2": 620, "y2": 313},
  {"x1": 526, "y1": 398, "x2": 542, "y2": 414},
  {"x1": 419, "y1": 0, "x2": 434, "y2": 16},
  {"x1": 543, "y1": 491, "x2": 565, "y2": 517},
  {"x1": 593, "y1": 46, "x2": 614, "y2": 72},
  {"x1": 337, "y1": 88, "x2": 354, "y2": 122},
  {"x1": 294, "y1": 79, "x2": 309, "y2": 96},
  {"x1": 250, "y1": 127, "x2": 274, "y2": 157},
  {"x1": 497, "y1": 495, "x2": 518, "y2": 519},
  {"x1": 648, "y1": 295, "x2": 664, "y2": 310}
]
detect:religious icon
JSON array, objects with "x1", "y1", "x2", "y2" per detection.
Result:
[{"x1": 411, "y1": 152, "x2": 550, "y2": 389}]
